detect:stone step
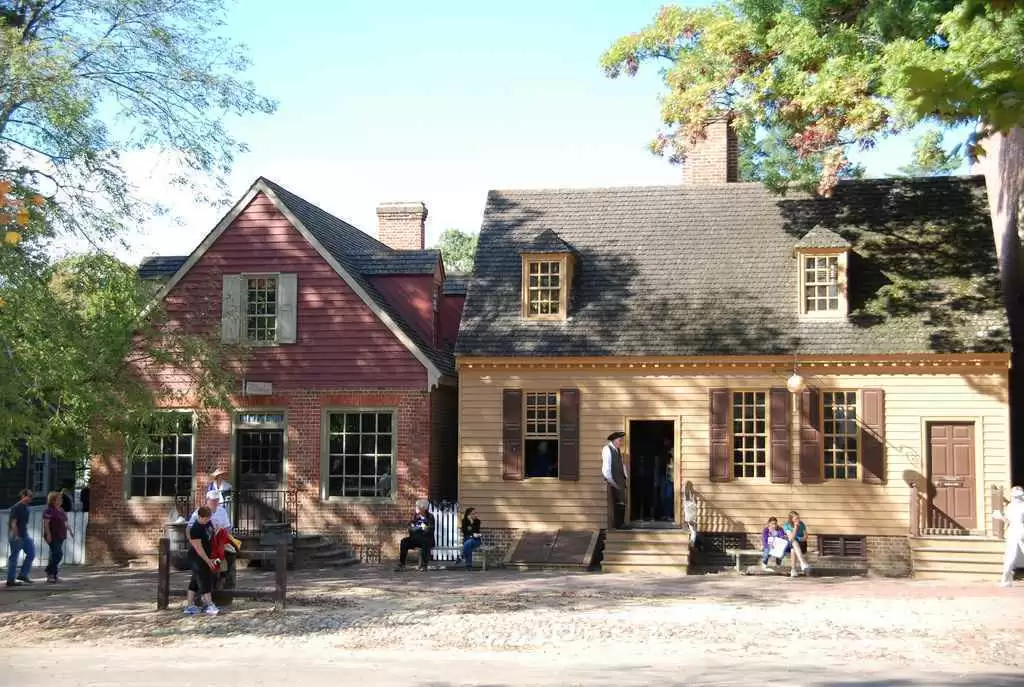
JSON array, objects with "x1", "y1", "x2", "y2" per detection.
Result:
[
  {"x1": 601, "y1": 563, "x2": 688, "y2": 574},
  {"x1": 603, "y1": 541, "x2": 689, "y2": 555},
  {"x1": 311, "y1": 553, "x2": 359, "y2": 568},
  {"x1": 602, "y1": 552, "x2": 690, "y2": 566},
  {"x1": 308, "y1": 545, "x2": 355, "y2": 560}
]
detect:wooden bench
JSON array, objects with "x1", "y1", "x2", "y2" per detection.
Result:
[
  {"x1": 725, "y1": 548, "x2": 766, "y2": 574},
  {"x1": 433, "y1": 545, "x2": 495, "y2": 570},
  {"x1": 157, "y1": 537, "x2": 289, "y2": 611}
]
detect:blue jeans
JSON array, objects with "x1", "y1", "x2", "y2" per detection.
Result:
[
  {"x1": 463, "y1": 537, "x2": 482, "y2": 569},
  {"x1": 45, "y1": 538, "x2": 65, "y2": 578},
  {"x1": 7, "y1": 536, "x2": 35, "y2": 583}
]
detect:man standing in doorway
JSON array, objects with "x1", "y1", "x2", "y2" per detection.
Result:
[
  {"x1": 6, "y1": 489, "x2": 35, "y2": 587},
  {"x1": 603, "y1": 432, "x2": 628, "y2": 529}
]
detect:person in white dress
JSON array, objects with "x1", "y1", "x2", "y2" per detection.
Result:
[{"x1": 993, "y1": 485, "x2": 1024, "y2": 588}]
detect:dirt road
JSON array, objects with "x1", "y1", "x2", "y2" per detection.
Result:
[{"x1": 4, "y1": 645, "x2": 1024, "y2": 687}]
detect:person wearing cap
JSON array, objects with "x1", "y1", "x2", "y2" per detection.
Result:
[
  {"x1": 188, "y1": 492, "x2": 240, "y2": 558},
  {"x1": 602, "y1": 431, "x2": 628, "y2": 529},
  {"x1": 993, "y1": 485, "x2": 1024, "y2": 587}
]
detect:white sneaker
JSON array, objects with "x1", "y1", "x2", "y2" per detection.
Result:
[
  {"x1": 999, "y1": 579, "x2": 1013, "y2": 588},
  {"x1": 761, "y1": 562, "x2": 770, "y2": 571},
  {"x1": 790, "y1": 569, "x2": 799, "y2": 578},
  {"x1": 204, "y1": 604, "x2": 220, "y2": 616},
  {"x1": 801, "y1": 563, "x2": 811, "y2": 573}
]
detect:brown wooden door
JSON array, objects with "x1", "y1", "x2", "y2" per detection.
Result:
[{"x1": 927, "y1": 423, "x2": 977, "y2": 530}]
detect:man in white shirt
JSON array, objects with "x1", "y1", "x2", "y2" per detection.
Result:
[
  {"x1": 602, "y1": 431, "x2": 628, "y2": 529},
  {"x1": 189, "y1": 492, "x2": 232, "y2": 534}
]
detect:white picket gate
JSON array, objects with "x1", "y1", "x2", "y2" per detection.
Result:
[
  {"x1": 428, "y1": 501, "x2": 462, "y2": 562},
  {"x1": 0, "y1": 507, "x2": 89, "y2": 568}
]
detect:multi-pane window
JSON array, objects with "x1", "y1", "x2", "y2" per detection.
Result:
[
  {"x1": 803, "y1": 255, "x2": 839, "y2": 313},
  {"x1": 526, "y1": 261, "x2": 562, "y2": 316},
  {"x1": 823, "y1": 391, "x2": 858, "y2": 479},
  {"x1": 325, "y1": 411, "x2": 395, "y2": 498},
  {"x1": 246, "y1": 276, "x2": 278, "y2": 343},
  {"x1": 525, "y1": 392, "x2": 559, "y2": 478},
  {"x1": 732, "y1": 391, "x2": 767, "y2": 478},
  {"x1": 130, "y1": 413, "x2": 194, "y2": 497}
]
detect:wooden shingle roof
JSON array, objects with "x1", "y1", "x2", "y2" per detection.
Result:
[{"x1": 457, "y1": 176, "x2": 1008, "y2": 358}]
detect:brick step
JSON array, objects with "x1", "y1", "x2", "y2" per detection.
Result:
[{"x1": 913, "y1": 569, "x2": 1004, "y2": 581}]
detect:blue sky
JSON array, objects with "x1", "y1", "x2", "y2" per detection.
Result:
[{"x1": 124, "y1": 0, "x2": 967, "y2": 262}]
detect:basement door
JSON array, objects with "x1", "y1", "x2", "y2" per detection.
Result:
[{"x1": 927, "y1": 422, "x2": 977, "y2": 531}]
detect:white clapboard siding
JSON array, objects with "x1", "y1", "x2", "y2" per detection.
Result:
[
  {"x1": 0, "y1": 507, "x2": 89, "y2": 567},
  {"x1": 429, "y1": 502, "x2": 462, "y2": 561}
]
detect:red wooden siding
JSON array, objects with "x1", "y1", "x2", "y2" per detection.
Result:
[
  {"x1": 369, "y1": 274, "x2": 437, "y2": 348},
  {"x1": 149, "y1": 193, "x2": 426, "y2": 390},
  {"x1": 441, "y1": 294, "x2": 465, "y2": 350}
]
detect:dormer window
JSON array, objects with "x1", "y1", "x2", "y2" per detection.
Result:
[
  {"x1": 804, "y1": 255, "x2": 840, "y2": 313},
  {"x1": 527, "y1": 259, "x2": 562, "y2": 315},
  {"x1": 520, "y1": 229, "x2": 576, "y2": 321},
  {"x1": 794, "y1": 226, "x2": 851, "y2": 319}
]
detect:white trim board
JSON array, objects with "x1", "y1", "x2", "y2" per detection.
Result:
[{"x1": 142, "y1": 178, "x2": 444, "y2": 390}]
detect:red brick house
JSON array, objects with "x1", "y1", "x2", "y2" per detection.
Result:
[{"x1": 88, "y1": 178, "x2": 465, "y2": 563}]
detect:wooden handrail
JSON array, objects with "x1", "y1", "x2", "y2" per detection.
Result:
[{"x1": 908, "y1": 481, "x2": 920, "y2": 537}]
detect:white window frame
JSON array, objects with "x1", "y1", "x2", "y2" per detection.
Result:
[
  {"x1": 731, "y1": 390, "x2": 769, "y2": 479},
  {"x1": 320, "y1": 407, "x2": 398, "y2": 503},
  {"x1": 243, "y1": 273, "x2": 280, "y2": 345},
  {"x1": 125, "y1": 410, "x2": 196, "y2": 501},
  {"x1": 524, "y1": 391, "x2": 560, "y2": 479},
  {"x1": 822, "y1": 390, "x2": 860, "y2": 481},
  {"x1": 797, "y1": 250, "x2": 848, "y2": 318}
]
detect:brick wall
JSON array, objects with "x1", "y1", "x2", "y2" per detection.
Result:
[
  {"x1": 87, "y1": 388, "x2": 433, "y2": 564},
  {"x1": 479, "y1": 527, "x2": 523, "y2": 564},
  {"x1": 865, "y1": 535, "x2": 912, "y2": 577},
  {"x1": 681, "y1": 117, "x2": 739, "y2": 186},
  {"x1": 698, "y1": 530, "x2": 912, "y2": 576},
  {"x1": 376, "y1": 202, "x2": 427, "y2": 251}
]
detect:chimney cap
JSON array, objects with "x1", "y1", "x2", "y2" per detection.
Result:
[{"x1": 376, "y1": 201, "x2": 427, "y2": 217}]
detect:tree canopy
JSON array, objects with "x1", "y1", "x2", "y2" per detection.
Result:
[
  {"x1": 434, "y1": 228, "x2": 478, "y2": 274},
  {"x1": 601, "y1": 0, "x2": 1024, "y2": 195},
  {"x1": 0, "y1": 0, "x2": 272, "y2": 464}
]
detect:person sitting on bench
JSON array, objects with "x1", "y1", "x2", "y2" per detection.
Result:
[
  {"x1": 461, "y1": 507, "x2": 483, "y2": 571},
  {"x1": 395, "y1": 499, "x2": 435, "y2": 572}
]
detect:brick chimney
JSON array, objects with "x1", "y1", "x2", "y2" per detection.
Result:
[
  {"x1": 681, "y1": 117, "x2": 739, "y2": 186},
  {"x1": 376, "y1": 202, "x2": 427, "y2": 250}
]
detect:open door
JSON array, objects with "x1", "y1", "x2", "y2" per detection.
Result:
[{"x1": 625, "y1": 418, "x2": 678, "y2": 527}]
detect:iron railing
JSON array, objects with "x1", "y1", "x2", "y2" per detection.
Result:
[{"x1": 174, "y1": 488, "x2": 298, "y2": 537}]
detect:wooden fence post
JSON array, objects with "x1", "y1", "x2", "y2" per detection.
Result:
[
  {"x1": 274, "y1": 541, "x2": 287, "y2": 611},
  {"x1": 992, "y1": 485, "x2": 1005, "y2": 539},
  {"x1": 908, "y1": 482, "x2": 920, "y2": 537},
  {"x1": 157, "y1": 537, "x2": 170, "y2": 611}
]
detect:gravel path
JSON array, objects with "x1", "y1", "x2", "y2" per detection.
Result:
[{"x1": 2, "y1": 566, "x2": 1022, "y2": 681}]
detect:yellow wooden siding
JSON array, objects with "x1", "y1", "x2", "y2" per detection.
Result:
[{"x1": 458, "y1": 368, "x2": 1010, "y2": 537}]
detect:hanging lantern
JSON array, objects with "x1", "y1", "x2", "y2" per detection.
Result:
[{"x1": 786, "y1": 373, "x2": 806, "y2": 394}]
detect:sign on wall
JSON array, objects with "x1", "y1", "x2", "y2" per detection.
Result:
[{"x1": 243, "y1": 381, "x2": 273, "y2": 395}]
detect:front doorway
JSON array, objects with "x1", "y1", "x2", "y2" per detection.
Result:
[
  {"x1": 233, "y1": 411, "x2": 287, "y2": 535},
  {"x1": 626, "y1": 420, "x2": 676, "y2": 526},
  {"x1": 926, "y1": 422, "x2": 977, "y2": 531}
]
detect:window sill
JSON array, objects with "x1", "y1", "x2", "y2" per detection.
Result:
[
  {"x1": 523, "y1": 476, "x2": 562, "y2": 482},
  {"x1": 321, "y1": 496, "x2": 396, "y2": 505},
  {"x1": 125, "y1": 496, "x2": 179, "y2": 504}
]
